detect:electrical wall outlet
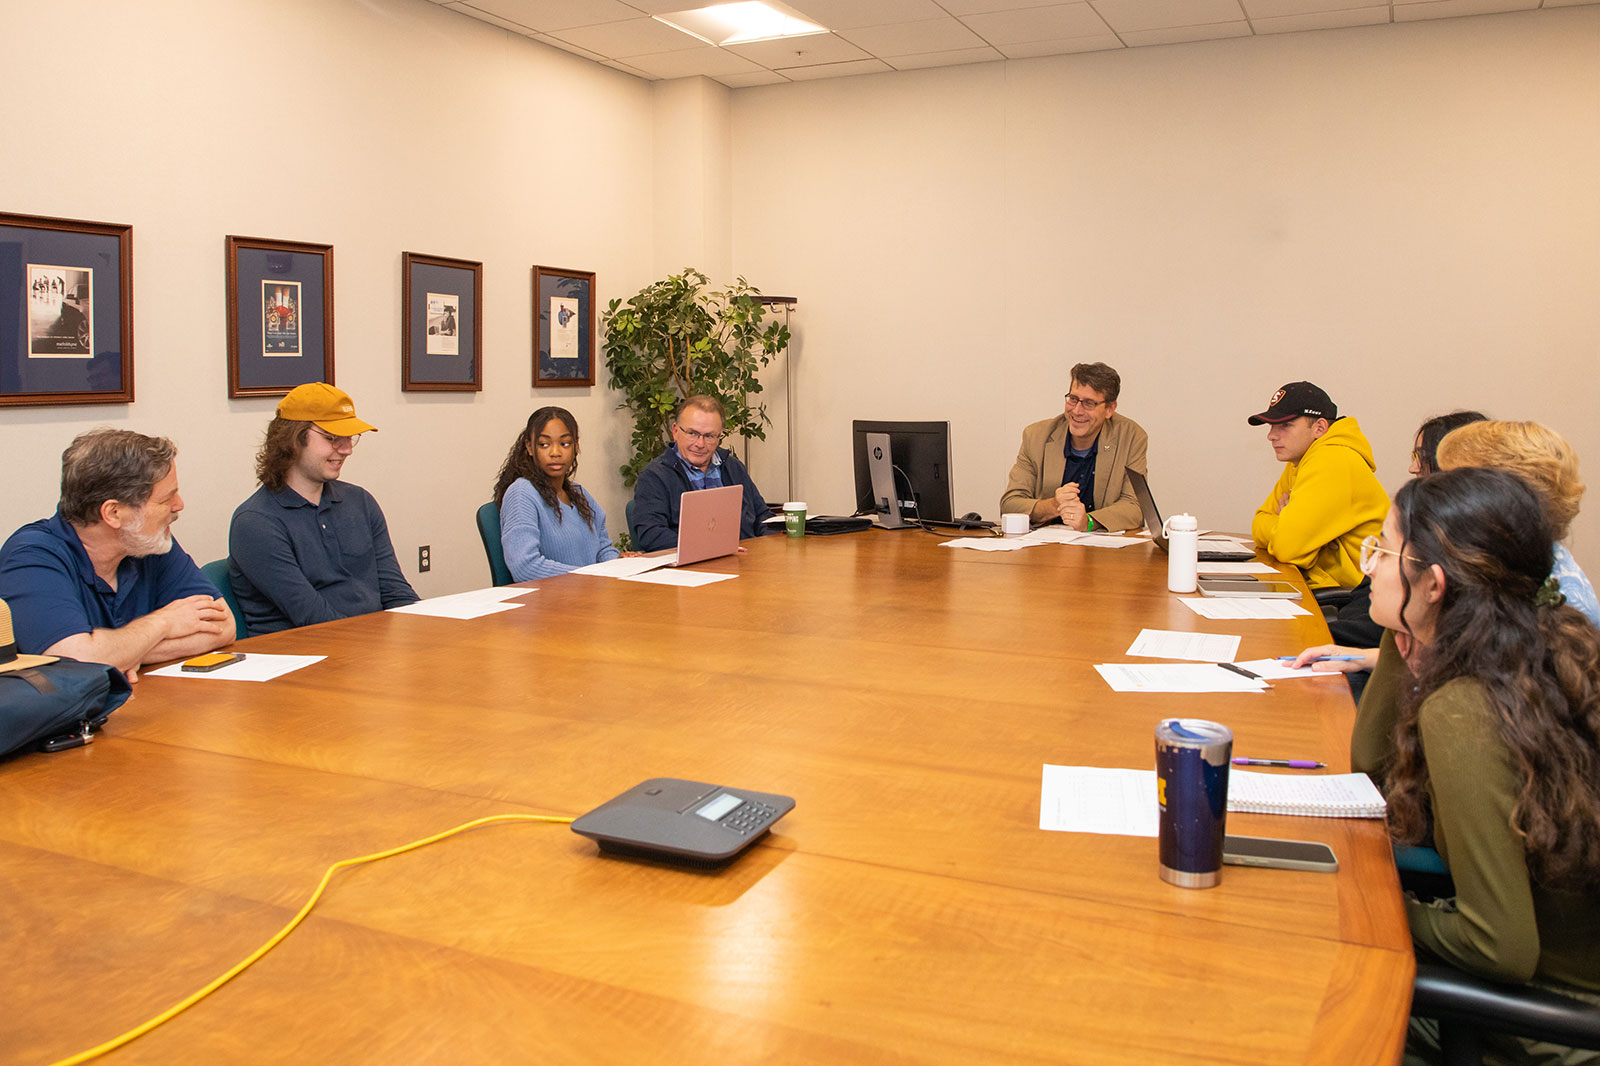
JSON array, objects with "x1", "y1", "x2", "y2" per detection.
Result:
[{"x1": 418, "y1": 545, "x2": 431, "y2": 572}]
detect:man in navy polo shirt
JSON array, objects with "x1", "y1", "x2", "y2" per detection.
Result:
[
  {"x1": 228, "y1": 382, "x2": 418, "y2": 634},
  {"x1": 0, "y1": 429, "x2": 234, "y2": 680}
]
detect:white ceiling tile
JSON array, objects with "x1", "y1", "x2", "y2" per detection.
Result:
[
  {"x1": 1091, "y1": 0, "x2": 1249, "y2": 31},
  {"x1": 622, "y1": 45, "x2": 769, "y2": 77},
  {"x1": 996, "y1": 32, "x2": 1125, "y2": 54},
  {"x1": 940, "y1": 0, "x2": 1085, "y2": 12},
  {"x1": 888, "y1": 44, "x2": 1008, "y2": 67},
  {"x1": 838, "y1": 17, "x2": 988, "y2": 55},
  {"x1": 1242, "y1": 0, "x2": 1383, "y2": 16},
  {"x1": 960, "y1": 4, "x2": 1111, "y2": 44},
  {"x1": 468, "y1": 0, "x2": 644, "y2": 31},
  {"x1": 711, "y1": 69, "x2": 794, "y2": 86},
  {"x1": 1394, "y1": 0, "x2": 1537, "y2": 17},
  {"x1": 532, "y1": 33, "x2": 614, "y2": 61},
  {"x1": 774, "y1": 57, "x2": 896, "y2": 79},
  {"x1": 1251, "y1": 5, "x2": 1390, "y2": 29},
  {"x1": 445, "y1": 3, "x2": 539, "y2": 35},
  {"x1": 1117, "y1": 19, "x2": 1252, "y2": 42},
  {"x1": 617, "y1": 0, "x2": 704, "y2": 12},
  {"x1": 550, "y1": 16, "x2": 702, "y2": 56},
  {"x1": 725, "y1": 32, "x2": 872, "y2": 66},
  {"x1": 786, "y1": 0, "x2": 952, "y2": 29}
]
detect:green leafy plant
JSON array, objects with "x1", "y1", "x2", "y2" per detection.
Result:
[{"x1": 603, "y1": 268, "x2": 790, "y2": 487}]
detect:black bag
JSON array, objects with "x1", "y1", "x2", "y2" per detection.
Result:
[{"x1": 1, "y1": 659, "x2": 132, "y2": 758}]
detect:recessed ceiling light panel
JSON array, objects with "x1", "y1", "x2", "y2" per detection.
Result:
[{"x1": 654, "y1": 1, "x2": 828, "y2": 47}]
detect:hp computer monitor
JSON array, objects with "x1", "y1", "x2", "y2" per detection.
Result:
[{"x1": 851, "y1": 420, "x2": 954, "y2": 525}]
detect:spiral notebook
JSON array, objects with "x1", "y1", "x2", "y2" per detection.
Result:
[{"x1": 1226, "y1": 771, "x2": 1387, "y2": 819}]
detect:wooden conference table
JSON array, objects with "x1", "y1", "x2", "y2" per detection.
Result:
[{"x1": 1, "y1": 530, "x2": 1412, "y2": 1065}]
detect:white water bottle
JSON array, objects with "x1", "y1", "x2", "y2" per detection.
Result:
[{"x1": 1164, "y1": 514, "x2": 1199, "y2": 593}]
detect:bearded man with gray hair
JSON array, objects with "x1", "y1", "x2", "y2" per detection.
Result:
[{"x1": 0, "y1": 428, "x2": 233, "y2": 680}]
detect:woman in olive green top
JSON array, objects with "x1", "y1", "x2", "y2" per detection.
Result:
[{"x1": 1360, "y1": 469, "x2": 1600, "y2": 1012}]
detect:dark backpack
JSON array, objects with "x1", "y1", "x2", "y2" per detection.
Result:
[{"x1": 1, "y1": 659, "x2": 132, "y2": 758}]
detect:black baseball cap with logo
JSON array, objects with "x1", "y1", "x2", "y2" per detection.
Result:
[{"x1": 1246, "y1": 381, "x2": 1338, "y2": 426}]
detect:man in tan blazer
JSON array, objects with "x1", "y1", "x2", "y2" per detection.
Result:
[{"x1": 1000, "y1": 362, "x2": 1149, "y2": 532}]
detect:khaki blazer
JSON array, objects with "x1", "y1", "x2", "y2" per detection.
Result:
[{"x1": 1000, "y1": 413, "x2": 1149, "y2": 531}]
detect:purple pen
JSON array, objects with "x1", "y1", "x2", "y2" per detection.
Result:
[{"x1": 1231, "y1": 757, "x2": 1326, "y2": 769}]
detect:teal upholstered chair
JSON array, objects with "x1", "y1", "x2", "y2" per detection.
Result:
[
  {"x1": 625, "y1": 498, "x2": 638, "y2": 545},
  {"x1": 475, "y1": 502, "x2": 514, "y2": 586},
  {"x1": 200, "y1": 558, "x2": 249, "y2": 641}
]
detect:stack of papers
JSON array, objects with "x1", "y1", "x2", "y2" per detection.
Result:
[
  {"x1": 1020, "y1": 527, "x2": 1142, "y2": 549},
  {"x1": 938, "y1": 537, "x2": 1036, "y2": 552},
  {"x1": 1094, "y1": 663, "x2": 1267, "y2": 693},
  {"x1": 571, "y1": 556, "x2": 672, "y2": 578},
  {"x1": 147, "y1": 654, "x2": 326, "y2": 683},
  {"x1": 1125, "y1": 628, "x2": 1241, "y2": 663},
  {"x1": 388, "y1": 587, "x2": 534, "y2": 619}
]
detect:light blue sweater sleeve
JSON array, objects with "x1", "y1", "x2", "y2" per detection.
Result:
[
  {"x1": 1553, "y1": 543, "x2": 1599, "y2": 626},
  {"x1": 500, "y1": 479, "x2": 618, "y2": 581}
]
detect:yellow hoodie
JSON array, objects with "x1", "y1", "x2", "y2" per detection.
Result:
[{"x1": 1251, "y1": 417, "x2": 1389, "y2": 589}]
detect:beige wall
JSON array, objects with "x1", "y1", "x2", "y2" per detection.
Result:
[
  {"x1": 731, "y1": 8, "x2": 1600, "y2": 564},
  {"x1": 0, "y1": 0, "x2": 656, "y2": 596},
  {"x1": 3, "y1": 1, "x2": 1597, "y2": 594}
]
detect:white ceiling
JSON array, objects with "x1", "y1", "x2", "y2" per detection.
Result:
[{"x1": 429, "y1": 0, "x2": 1596, "y2": 85}]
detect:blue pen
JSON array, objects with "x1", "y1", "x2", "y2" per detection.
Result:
[
  {"x1": 1275, "y1": 654, "x2": 1365, "y2": 662},
  {"x1": 1232, "y1": 757, "x2": 1326, "y2": 769}
]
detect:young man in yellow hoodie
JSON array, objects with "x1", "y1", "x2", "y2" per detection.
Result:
[{"x1": 1247, "y1": 381, "x2": 1389, "y2": 589}]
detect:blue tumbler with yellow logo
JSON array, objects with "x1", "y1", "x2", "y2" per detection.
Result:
[{"x1": 1155, "y1": 718, "x2": 1233, "y2": 888}]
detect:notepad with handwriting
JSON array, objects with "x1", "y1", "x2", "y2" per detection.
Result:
[{"x1": 1226, "y1": 771, "x2": 1387, "y2": 818}]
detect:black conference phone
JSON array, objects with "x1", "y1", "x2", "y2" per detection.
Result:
[{"x1": 571, "y1": 778, "x2": 796, "y2": 868}]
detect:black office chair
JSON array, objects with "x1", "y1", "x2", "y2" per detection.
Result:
[{"x1": 1411, "y1": 962, "x2": 1600, "y2": 1065}]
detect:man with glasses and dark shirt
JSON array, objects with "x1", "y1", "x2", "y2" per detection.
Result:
[
  {"x1": 1001, "y1": 362, "x2": 1149, "y2": 531},
  {"x1": 228, "y1": 382, "x2": 418, "y2": 634},
  {"x1": 631, "y1": 394, "x2": 774, "y2": 552}
]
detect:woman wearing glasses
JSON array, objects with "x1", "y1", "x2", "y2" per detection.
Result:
[
  {"x1": 1362, "y1": 468, "x2": 1600, "y2": 1057},
  {"x1": 494, "y1": 407, "x2": 622, "y2": 580}
]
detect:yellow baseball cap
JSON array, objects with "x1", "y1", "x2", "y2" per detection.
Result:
[{"x1": 277, "y1": 382, "x2": 377, "y2": 435}]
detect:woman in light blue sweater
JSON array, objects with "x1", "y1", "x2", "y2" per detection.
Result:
[{"x1": 493, "y1": 407, "x2": 619, "y2": 580}]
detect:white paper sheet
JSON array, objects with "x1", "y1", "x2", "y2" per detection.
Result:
[
  {"x1": 1040, "y1": 765, "x2": 1159, "y2": 836},
  {"x1": 1020, "y1": 527, "x2": 1142, "y2": 548},
  {"x1": 1231, "y1": 658, "x2": 1325, "y2": 681},
  {"x1": 1094, "y1": 662, "x2": 1268, "y2": 693},
  {"x1": 146, "y1": 654, "x2": 326, "y2": 683},
  {"x1": 1177, "y1": 597, "x2": 1313, "y2": 620},
  {"x1": 1195, "y1": 561, "x2": 1280, "y2": 575},
  {"x1": 938, "y1": 537, "x2": 1036, "y2": 551},
  {"x1": 571, "y1": 556, "x2": 673, "y2": 578},
  {"x1": 1199, "y1": 535, "x2": 1255, "y2": 553},
  {"x1": 619, "y1": 569, "x2": 738, "y2": 587},
  {"x1": 387, "y1": 586, "x2": 535, "y2": 619},
  {"x1": 1125, "y1": 628, "x2": 1242, "y2": 663}
]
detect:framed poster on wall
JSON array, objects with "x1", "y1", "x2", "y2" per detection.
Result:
[
  {"x1": 402, "y1": 251, "x2": 482, "y2": 392},
  {"x1": 0, "y1": 211, "x2": 133, "y2": 407},
  {"x1": 226, "y1": 235, "x2": 334, "y2": 398},
  {"x1": 532, "y1": 265, "x2": 594, "y2": 387}
]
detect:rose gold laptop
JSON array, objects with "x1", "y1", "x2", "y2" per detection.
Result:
[{"x1": 657, "y1": 484, "x2": 743, "y2": 566}]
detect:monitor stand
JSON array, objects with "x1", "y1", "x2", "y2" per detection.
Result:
[{"x1": 866, "y1": 432, "x2": 916, "y2": 529}]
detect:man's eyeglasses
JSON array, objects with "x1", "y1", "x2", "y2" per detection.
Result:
[
  {"x1": 310, "y1": 428, "x2": 361, "y2": 450},
  {"x1": 1359, "y1": 535, "x2": 1418, "y2": 575},
  {"x1": 1064, "y1": 393, "x2": 1105, "y2": 411},
  {"x1": 676, "y1": 425, "x2": 724, "y2": 445}
]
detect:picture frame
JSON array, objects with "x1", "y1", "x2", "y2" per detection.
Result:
[
  {"x1": 532, "y1": 265, "x2": 595, "y2": 387},
  {"x1": 0, "y1": 211, "x2": 133, "y2": 407},
  {"x1": 401, "y1": 251, "x2": 482, "y2": 392},
  {"x1": 226, "y1": 235, "x2": 334, "y2": 398}
]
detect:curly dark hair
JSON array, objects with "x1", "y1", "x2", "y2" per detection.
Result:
[
  {"x1": 491, "y1": 407, "x2": 595, "y2": 528},
  {"x1": 1385, "y1": 467, "x2": 1600, "y2": 889},
  {"x1": 256, "y1": 417, "x2": 314, "y2": 492}
]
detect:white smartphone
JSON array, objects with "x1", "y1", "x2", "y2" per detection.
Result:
[
  {"x1": 1222, "y1": 835, "x2": 1338, "y2": 872},
  {"x1": 1198, "y1": 578, "x2": 1300, "y2": 598}
]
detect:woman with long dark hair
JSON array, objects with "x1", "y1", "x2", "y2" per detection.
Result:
[
  {"x1": 492, "y1": 407, "x2": 619, "y2": 580},
  {"x1": 1360, "y1": 468, "x2": 1600, "y2": 1043}
]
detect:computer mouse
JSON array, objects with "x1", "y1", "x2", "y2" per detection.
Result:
[{"x1": 960, "y1": 512, "x2": 983, "y2": 523}]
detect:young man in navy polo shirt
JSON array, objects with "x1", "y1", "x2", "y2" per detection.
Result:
[
  {"x1": 0, "y1": 429, "x2": 234, "y2": 681},
  {"x1": 228, "y1": 382, "x2": 418, "y2": 634}
]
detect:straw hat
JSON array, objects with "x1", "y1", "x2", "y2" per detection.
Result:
[{"x1": 0, "y1": 598, "x2": 59, "y2": 674}]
